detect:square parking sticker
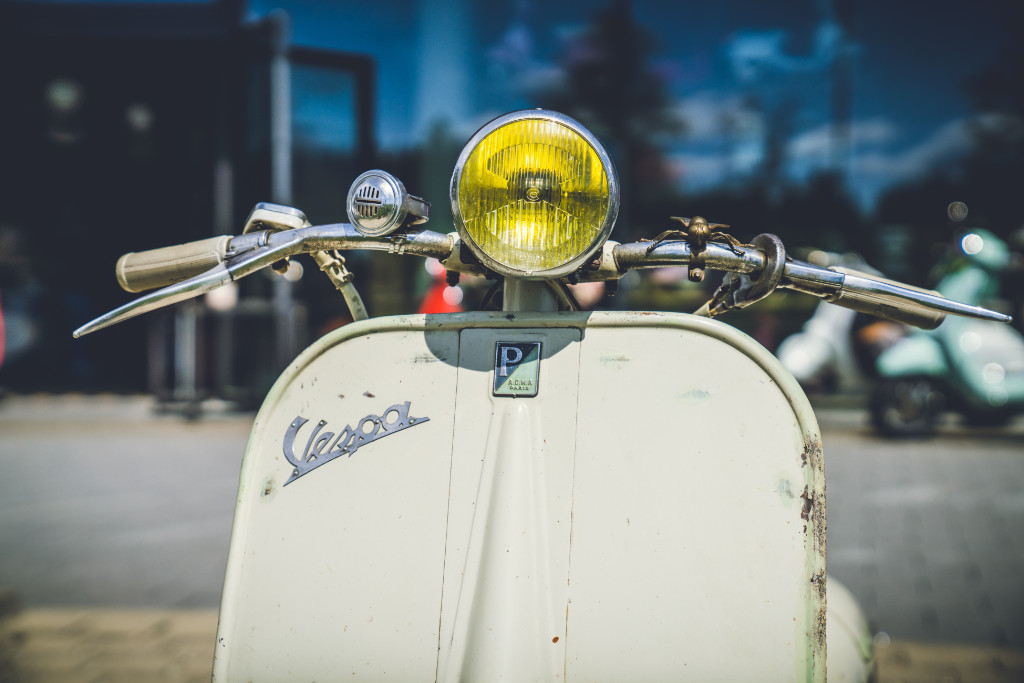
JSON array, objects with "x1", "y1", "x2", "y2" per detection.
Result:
[{"x1": 493, "y1": 342, "x2": 541, "y2": 397}]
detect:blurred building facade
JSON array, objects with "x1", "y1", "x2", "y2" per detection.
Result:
[
  {"x1": 2, "y1": 0, "x2": 1021, "y2": 401},
  {"x1": 0, "y1": 0, "x2": 374, "y2": 404}
]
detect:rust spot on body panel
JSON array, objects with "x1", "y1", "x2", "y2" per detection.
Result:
[
  {"x1": 800, "y1": 486, "x2": 813, "y2": 521},
  {"x1": 802, "y1": 435, "x2": 827, "y2": 677},
  {"x1": 810, "y1": 569, "x2": 827, "y2": 652},
  {"x1": 412, "y1": 353, "x2": 446, "y2": 364}
]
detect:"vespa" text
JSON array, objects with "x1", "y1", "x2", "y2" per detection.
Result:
[{"x1": 281, "y1": 401, "x2": 428, "y2": 485}]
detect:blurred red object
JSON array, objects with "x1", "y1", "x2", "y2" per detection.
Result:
[
  {"x1": 419, "y1": 259, "x2": 465, "y2": 314},
  {"x1": 419, "y1": 277, "x2": 465, "y2": 314}
]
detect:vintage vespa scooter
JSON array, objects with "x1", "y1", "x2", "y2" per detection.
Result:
[{"x1": 75, "y1": 110, "x2": 1011, "y2": 682}]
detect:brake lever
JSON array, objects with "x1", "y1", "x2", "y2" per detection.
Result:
[
  {"x1": 701, "y1": 234, "x2": 787, "y2": 316},
  {"x1": 780, "y1": 259, "x2": 1013, "y2": 327},
  {"x1": 74, "y1": 224, "x2": 457, "y2": 337},
  {"x1": 73, "y1": 232, "x2": 299, "y2": 338},
  {"x1": 612, "y1": 236, "x2": 1012, "y2": 327}
]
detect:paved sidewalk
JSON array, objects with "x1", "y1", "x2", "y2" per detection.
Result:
[
  {"x1": 875, "y1": 639, "x2": 1024, "y2": 683},
  {"x1": 0, "y1": 608, "x2": 216, "y2": 683},
  {"x1": 2, "y1": 608, "x2": 1023, "y2": 683}
]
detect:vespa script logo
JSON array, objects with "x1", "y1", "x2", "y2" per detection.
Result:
[{"x1": 282, "y1": 401, "x2": 428, "y2": 485}]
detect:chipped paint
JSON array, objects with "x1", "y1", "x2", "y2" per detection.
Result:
[{"x1": 800, "y1": 486, "x2": 813, "y2": 521}]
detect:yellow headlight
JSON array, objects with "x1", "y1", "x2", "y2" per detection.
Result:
[{"x1": 451, "y1": 111, "x2": 619, "y2": 279}]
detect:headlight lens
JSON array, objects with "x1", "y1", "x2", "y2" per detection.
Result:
[{"x1": 451, "y1": 110, "x2": 618, "y2": 279}]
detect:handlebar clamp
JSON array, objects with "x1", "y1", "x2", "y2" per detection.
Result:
[{"x1": 707, "y1": 233, "x2": 786, "y2": 315}]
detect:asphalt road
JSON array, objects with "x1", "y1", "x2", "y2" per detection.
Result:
[
  {"x1": 0, "y1": 396, "x2": 247, "y2": 609},
  {"x1": 821, "y1": 408, "x2": 1024, "y2": 650},
  {"x1": 1, "y1": 395, "x2": 1022, "y2": 649}
]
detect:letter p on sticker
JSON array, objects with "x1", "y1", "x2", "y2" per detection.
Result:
[{"x1": 499, "y1": 346, "x2": 523, "y2": 376}]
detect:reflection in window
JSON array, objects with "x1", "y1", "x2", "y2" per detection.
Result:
[
  {"x1": 291, "y1": 65, "x2": 357, "y2": 222},
  {"x1": 46, "y1": 78, "x2": 83, "y2": 145}
]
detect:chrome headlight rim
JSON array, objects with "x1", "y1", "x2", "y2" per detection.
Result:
[{"x1": 449, "y1": 109, "x2": 620, "y2": 280}]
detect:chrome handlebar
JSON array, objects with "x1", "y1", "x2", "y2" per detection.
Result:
[
  {"x1": 614, "y1": 239, "x2": 1007, "y2": 329},
  {"x1": 72, "y1": 224, "x2": 1012, "y2": 338},
  {"x1": 73, "y1": 225, "x2": 456, "y2": 337}
]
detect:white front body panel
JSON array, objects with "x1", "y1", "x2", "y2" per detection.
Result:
[{"x1": 213, "y1": 312, "x2": 826, "y2": 682}]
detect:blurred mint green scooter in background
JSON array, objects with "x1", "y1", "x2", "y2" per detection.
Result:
[{"x1": 871, "y1": 228, "x2": 1024, "y2": 437}]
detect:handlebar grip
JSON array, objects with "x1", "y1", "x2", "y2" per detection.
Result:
[
  {"x1": 828, "y1": 269, "x2": 946, "y2": 330},
  {"x1": 115, "y1": 235, "x2": 231, "y2": 293},
  {"x1": 827, "y1": 288, "x2": 946, "y2": 329}
]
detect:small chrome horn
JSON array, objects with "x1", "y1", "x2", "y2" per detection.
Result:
[{"x1": 346, "y1": 170, "x2": 429, "y2": 237}]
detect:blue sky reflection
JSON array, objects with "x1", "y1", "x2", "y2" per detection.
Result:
[{"x1": 249, "y1": 0, "x2": 1014, "y2": 211}]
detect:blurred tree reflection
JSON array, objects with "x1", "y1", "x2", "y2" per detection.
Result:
[
  {"x1": 960, "y1": 39, "x2": 1024, "y2": 235},
  {"x1": 875, "y1": 35, "x2": 1024, "y2": 286},
  {"x1": 536, "y1": 0, "x2": 684, "y2": 240}
]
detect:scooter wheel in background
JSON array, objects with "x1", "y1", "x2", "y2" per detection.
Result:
[{"x1": 870, "y1": 377, "x2": 944, "y2": 438}]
